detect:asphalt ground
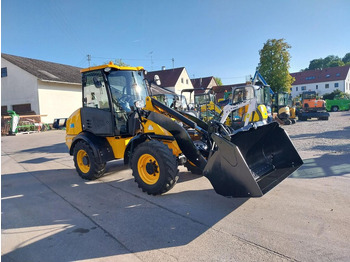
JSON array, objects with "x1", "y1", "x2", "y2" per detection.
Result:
[{"x1": 2, "y1": 111, "x2": 350, "y2": 262}]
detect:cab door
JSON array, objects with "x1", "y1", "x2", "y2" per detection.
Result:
[{"x1": 81, "y1": 70, "x2": 114, "y2": 136}]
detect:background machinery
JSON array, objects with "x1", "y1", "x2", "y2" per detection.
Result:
[
  {"x1": 65, "y1": 62, "x2": 303, "y2": 198},
  {"x1": 272, "y1": 92, "x2": 296, "y2": 125},
  {"x1": 298, "y1": 91, "x2": 329, "y2": 121}
]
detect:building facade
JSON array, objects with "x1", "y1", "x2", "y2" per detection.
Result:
[
  {"x1": 290, "y1": 65, "x2": 350, "y2": 97},
  {"x1": 146, "y1": 67, "x2": 194, "y2": 101},
  {"x1": 1, "y1": 54, "x2": 82, "y2": 123},
  {"x1": 191, "y1": 77, "x2": 218, "y2": 95}
]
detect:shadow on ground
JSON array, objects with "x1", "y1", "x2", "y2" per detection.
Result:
[
  {"x1": 290, "y1": 152, "x2": 350, "y2": 179},
  {"x1": 19, "y1": 142, "x2": 68, "y2": 154},
  {"x1": 290, "y1": 126, "x2": 350, "y2": 140},
  {"x1": 2, "y1": 163, "x2": 248, "y2": 261}
]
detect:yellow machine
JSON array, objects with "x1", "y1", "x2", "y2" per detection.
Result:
[
  {"x1": 272, "y1": 92, "x2": 296, "y2": 125},
  {"x1": 222, "y1": 85, "x2": 269, "y2": 129},
  {"x1": 66, "y1": 62, "x2": 303, "y2": 197},
  {"x1": 194, "y1": 93, "x2": 222, "y2": 122}
]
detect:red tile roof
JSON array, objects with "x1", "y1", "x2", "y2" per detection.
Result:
[
  {"x1": 291, "y1": 65, "x2": 350, "y2": 85},
  {"x1": 191, "y1": 77, "x2": 217, "y2": 94},
  {"x1": 146, "y1": 67, "x2": 185, "y2": 87},
  {"x1": 191, "y1": 77, "x2": 216, "y2": 89}
]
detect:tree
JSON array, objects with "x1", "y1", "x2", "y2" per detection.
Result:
[
  {"x1": 115, "y1": 59, "x2": 130, "y2": 67},
  {"x1": 257, "y1": 39, "x2": 295, "y2": 93},
  {"x1": 214, "y1": 77, "x2": 223, "y2": 86},
  {"x1": 323, "y1": 55, "x2": 342, "y2": 68},
  {"x1": 103, "y1": 59, "x2": 130, "y2": 67},
  {"x1": 328, "y1": 60, "x2": 345, "y2": 67},
  {"x1": 308, "y1": 58, "x2": 323, "y2": 70},
  {"x1": 342, "y1": 53, "x2": 350, "y2": 64},
  {"x1": 304, "y1": 53, "x2": 349, "y2": 70}
]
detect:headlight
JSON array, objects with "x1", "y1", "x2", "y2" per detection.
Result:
[{"x1": 134, "y1": 100, "x2": 145, "y2": 109}]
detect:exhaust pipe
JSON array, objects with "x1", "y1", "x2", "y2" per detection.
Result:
[{"x1": 204, "y1": 122, "x2": 303, "y2": 197}]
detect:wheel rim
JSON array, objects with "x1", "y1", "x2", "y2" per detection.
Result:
[
  {"x1": 77, "y1": 149, "x2": 90, "y2": 173},
  {"x1": 138, "y1": 154, "x2": 160, "y2": 185}
]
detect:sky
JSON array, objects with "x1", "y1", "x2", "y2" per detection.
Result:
[{"x1": 1, "y1": 0, "x2": 350, "y2": 85}]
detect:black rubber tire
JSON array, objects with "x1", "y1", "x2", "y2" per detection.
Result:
[
  {"x1": 73, "y1": 140, "x2": 106, "y2": 180},
  {"x1": 331, "y1": 106, "x2": 339, "y2": 112},
  {"x1": 131, "y1": 140, "x2": 179, "y2": 195},
  {"x1": 184, "y1": 161, "x2": 203, "y2": 175}
]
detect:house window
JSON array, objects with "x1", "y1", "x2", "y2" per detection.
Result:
[
  {"x1": 12, "y1": 103, "x2": 32, "y2": 114},
  {"x1": 301, "y1": 86, "x2": 306, "y2": 91},
  {"x1": 296, "y1": 87, "x2": 298, "y2": 91},
  {"x1": 1, "y1": 67, "x2": 7, "y2": 78},
  {"x1": 1, "y1": 106, "x2": 8, "y2": 115},
  {"x1": 326, "y1": 74, "x2": 330, "y2": 78},
  {"x1": 186, "y1": 79, "x2": 188, "y2": 84},
  {"x1": 325, "y1": 84, "x2": 329, "y2": 88},
  {"x1": 316, "y1": 85, "x2": 318, "y2": 89},
  {"x1": 181, "y1": 78, "x2": 184, "y2": 84},
  {"x1": 336, "y1": 73, "x2": 340, "y2": 77},
  {"x1": 334, "y1": 83, "x2": 339, "y2": 88}
]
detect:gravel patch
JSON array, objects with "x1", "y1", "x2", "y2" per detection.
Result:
[{"x1": 281, "y1": 111, "x2": 350, "y2": 159}]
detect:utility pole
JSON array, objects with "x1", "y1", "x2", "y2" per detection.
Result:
[{"x1": 87, "y1": 54, "x2": 91, "y2": 67}]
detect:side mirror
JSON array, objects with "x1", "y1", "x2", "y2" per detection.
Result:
[
  {"x1": 93, "y1": 77, "x2": 102, "y2": 88},
  {"x1": 154, "y1": 75, "x2": 161, "y2": 86}
]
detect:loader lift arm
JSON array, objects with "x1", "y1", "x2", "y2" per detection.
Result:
[{"x1": 66, "y1": 62, "x2": 303, "y2": 198}]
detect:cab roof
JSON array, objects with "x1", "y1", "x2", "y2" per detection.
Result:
[{"x1": 81, "y1": 61, "x2": 144, "y2": 73}]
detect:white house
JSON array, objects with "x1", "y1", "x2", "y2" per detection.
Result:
[
  {"x1": 145, "y1": 67, "x2": 194, "y2": 101},
  {"x1": 191, "y1": 76, "x2": 218, "y2": 95},
  {"x1": 290, "y1": 65, "x2": 350, "y2": 97},
  {"x1": 1, "y1": 53, "x2": 82, "y2": 124}
]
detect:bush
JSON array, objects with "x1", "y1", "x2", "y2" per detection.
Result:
[{"x1": 323, "y1": 90, "x2": 349, "y2": 100}]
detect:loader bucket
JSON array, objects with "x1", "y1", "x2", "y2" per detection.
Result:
[{"x1": 203, "y1": 122, "x2": 303, "y2": 197}]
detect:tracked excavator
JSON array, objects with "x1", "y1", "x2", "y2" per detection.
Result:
[{"x1": 65, "y1": 62, "x2": 303, "y2": 197}]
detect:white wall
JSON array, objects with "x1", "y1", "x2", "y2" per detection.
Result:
[
  {"x1": 345, "y1": 70, "x2": 350, "y2": 94},
  {"x1": 174, "y1": 69, "x2": 194, "y2": 102},
  {"x1": 1, "y1": 58, "x2": 40, "y2": 113},
  {"x1": 291, "y1": 80, "x2": 346, "y2": 97},
  {"x1": 38, "y1": 80, "x2": 82, "y2": 123}
]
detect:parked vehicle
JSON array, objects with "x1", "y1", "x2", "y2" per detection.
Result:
[
  {"x1": 325, "y1": 96, "x2": 350, "y2": 112},
  {"x1": 298, "y1": 91, "x2": 329, "y2": 121}
]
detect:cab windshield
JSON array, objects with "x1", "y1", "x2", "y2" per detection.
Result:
[
  {"x1": 195, "y1": 94, "x2": 214, "y2": 105},
  {"x1": 232, "y1": 86, "x2": 255, "y2": 103},
  {"x1": 107, "y1": 70, "x2": 148, "y2": 113}
]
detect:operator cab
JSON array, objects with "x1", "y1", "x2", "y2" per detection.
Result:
[{"x1": 81, "y1": 63, "x2": 148, "y2": 136}]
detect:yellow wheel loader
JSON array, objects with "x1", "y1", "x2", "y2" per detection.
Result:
[{"x1": 65, "y1": 62, "x2": 303, "y2": 197}]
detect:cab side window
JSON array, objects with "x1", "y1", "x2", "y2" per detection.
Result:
[{"x1": 83, "y1": 71, "x2": 110, "y2": 110}]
